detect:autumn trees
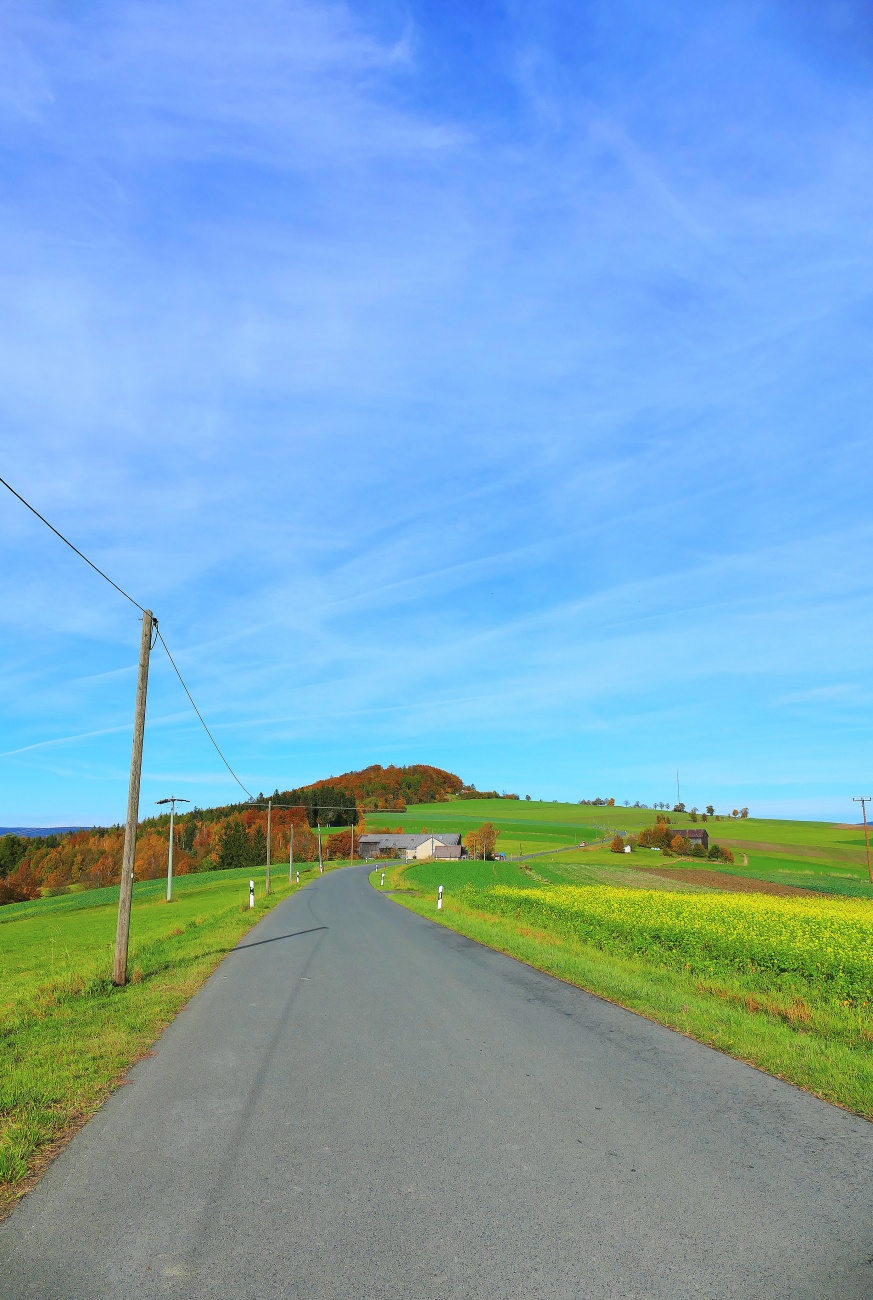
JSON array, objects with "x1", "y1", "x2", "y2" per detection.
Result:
[
  {"x1": 0, "y1": 828, "x2": 124, "y2": 899},
  {"x1": 214, "y1": 816, "x2": 323, "y2": 870},
  {"x1": 638, "y1": 824, "x2": 675, "y2": 852},
  {"x1": 282, "y1": 783, "x2": 359, "y2": 828},
  {"x1": 463, "y1": 822, "x2": 500, "y2": 859},
  {"x1": 0, "y1": 802, "x2": 327, "y2": 904},
  {"x1": 301, "y1": 764, "x2": 463, "y2": 814}
]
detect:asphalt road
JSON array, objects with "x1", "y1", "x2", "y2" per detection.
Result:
[{"x1": 2, "y1": 866, "x2": 871, "y2": 1299}]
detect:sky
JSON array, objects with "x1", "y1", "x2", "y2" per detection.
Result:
[{"x1": 1, "y1": 0, "x2": 872, "y2": 825}]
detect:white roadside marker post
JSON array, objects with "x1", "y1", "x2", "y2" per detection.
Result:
[
  {"x1": 249, "y1": 879, "x2": 255, "y2": 909},
  {"x1": 296, "y1": 870, "x2": 300, "y2": 884},
  {"x1": 437, "y1": 884, "x2": 443, "y2": 910},
  {"x1": 380, "y1": 870, "x2": 385, "y2": 887}
]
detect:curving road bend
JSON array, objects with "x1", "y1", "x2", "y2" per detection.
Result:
[{"x1": 1, "y1": 865, "x2": 870, "y2": 1298}]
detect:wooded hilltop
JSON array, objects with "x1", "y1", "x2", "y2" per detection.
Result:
[{"x1": 0, "y1": 763, "x2": 464, "y2": 903}]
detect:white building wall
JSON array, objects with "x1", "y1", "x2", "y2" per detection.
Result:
[{"x1": 405, "y1": 836, "x2": 448, "y2": 861}]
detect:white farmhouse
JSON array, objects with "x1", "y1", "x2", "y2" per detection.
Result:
[{"x1": 356, "y1": 832, "x2": 463, "y2": 862}]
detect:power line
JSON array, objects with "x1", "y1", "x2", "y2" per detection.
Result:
[
  {"x1": 1, "y1": 473, "x2": 252, "y2": 799},
  {"x1": 0, "y1": 475, "x2": 145, "y2": 613},
  {"x1": 156, "y1": 630, "x2": 252, "y2": 799}
]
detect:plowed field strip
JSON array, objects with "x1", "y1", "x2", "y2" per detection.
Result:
[{"x1": 636, "y1": 866, "x2": 823, "y2": 897}]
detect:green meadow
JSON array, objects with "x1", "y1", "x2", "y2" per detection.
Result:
[
  {"x1": 0, "y1": 863, "x2": 325, "y2": 1214},
  {"x1": 368, "y1": 799, "x2": 873, "y2": 899}
]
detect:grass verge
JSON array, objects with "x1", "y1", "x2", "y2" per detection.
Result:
[
  {"x1": 384, "y1": 876, "x2": 873, "y2": 1120},
  {"x1": 0, "y1": 865, "x2": 330, "y2": 1216}
]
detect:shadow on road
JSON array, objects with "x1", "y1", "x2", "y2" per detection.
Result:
[{"x1": 231, "y1": 925, "x2": 328, "y2": 952}]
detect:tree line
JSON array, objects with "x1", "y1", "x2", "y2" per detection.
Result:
[{"x1": 0, "y1": 804, "x2": 362, "y2": 905}]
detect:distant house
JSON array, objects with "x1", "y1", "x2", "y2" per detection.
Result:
[
  {"x1": 681, "y1": 828, "x2": 709, "y2": 851},
  {"x1": 356, "y1": 832, "x2": 463, "y2": 862}
]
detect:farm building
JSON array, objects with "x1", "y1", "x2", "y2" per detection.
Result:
[
  {"x1": 681, "y1": 828, "x2": 709, "y2": 850},
  {"x1": 433, "y1": 842, "x2": 463, "y2": 859},
  {"x1": 356, "y1": 832, "x2": 462, "y2": 862}
]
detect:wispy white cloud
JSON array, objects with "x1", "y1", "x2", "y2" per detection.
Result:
[{"x1": 2, "y1": 0, "x2": 873, "y2": 821}]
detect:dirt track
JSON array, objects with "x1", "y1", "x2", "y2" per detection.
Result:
[{"x1": 637, "y1": 866, "x2": 825, "y2": 898}]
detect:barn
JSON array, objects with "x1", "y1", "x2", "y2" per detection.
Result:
[{"x1": 356, "y1": 832, "x2": 463, "y2": 862}]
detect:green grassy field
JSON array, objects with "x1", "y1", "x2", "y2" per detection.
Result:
[
  {"x1": 401, "y1": 854, "x2": 712, "y2": 895},
  {"x1": 364, "y1": 801, "x2": 600, "y2": 857},
  {"x1": 0, "y1": 863, "x2": 327, "y2": 1214},
  {"x1": 368, "y1": 800, "x2": 873, "y2": 898}
]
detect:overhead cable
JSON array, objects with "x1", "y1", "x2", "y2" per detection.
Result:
[
  {"x1": 1, "y1": 473, "x2": 252, "y2": 799},
  {"x1": 156, "y1": 630, "x2": 252, "y2": 799},
  {"x1": 0, "y1": 475, "x2": 145, "y2": 612}
]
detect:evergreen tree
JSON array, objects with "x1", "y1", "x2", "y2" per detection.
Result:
[
  {"x1": 0, "y1": 835, "x2": 27, "y2": 879},
  {"x1": 217, "y1": 819, "x2": 249, "y2": 871},
  {"x1": 250, "y1": 826, "x2": 267, "y2": 866}
]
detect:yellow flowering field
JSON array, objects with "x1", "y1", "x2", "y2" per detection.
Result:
[{"x1": 466, "y1": 885, "x2": 873, "y2": 1004}]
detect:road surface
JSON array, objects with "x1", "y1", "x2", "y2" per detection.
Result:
[{"x1": 1, "y1": 865, "x2": 870, "y2": 1298}]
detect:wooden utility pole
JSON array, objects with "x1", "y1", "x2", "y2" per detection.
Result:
[
  {"x1": 350, "y1": 818, "x2": 355, "y2": 867},
  {"x1": 266, "y1": 799, "x2": 272, "y2": 896},
  {"x1": 113, "y1": 610, "x2": 155, "y2": 986},
  {"x1": 853, "y1": 797, "x2": 872, "y2": 883},
  {"x1": 317, "y1": 822, "x2": 323, "y2": 873}
]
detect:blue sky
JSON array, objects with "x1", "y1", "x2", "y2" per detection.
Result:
[{"x1": 1, "y1": 0, "x2": 872, "y2": 825}]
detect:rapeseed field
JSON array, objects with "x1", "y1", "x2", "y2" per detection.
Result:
[{"x1": 464, "y1": 884, "x2": 873, "y2": 1004}]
